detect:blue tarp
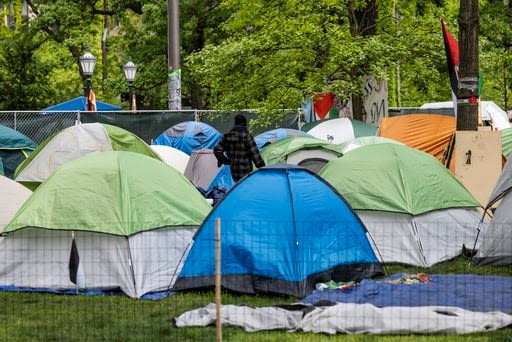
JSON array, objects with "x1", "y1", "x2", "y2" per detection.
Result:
[
  {"x1": 174, "y1": 165, "x2": 383, "y2": 297},
  {"x1": 42, "y1": 96, "x2": 121, "y2": 112},
  {"x1": 153, "y1": 121, "x2": 222, "y2": 155},
  {"x1": 0, "y1": 285, "x2": 174, "y2": 300},
  {"x1": 301, "y1": 273, "x2": 512, "y2": 313}
]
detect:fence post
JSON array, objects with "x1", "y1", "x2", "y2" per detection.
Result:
[{"x1": 215, "y1": 217, "x2": 222, "y2": 342}]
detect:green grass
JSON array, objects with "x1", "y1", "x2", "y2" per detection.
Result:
[{"x1": 0, "y1": 257, "x2": 511, "y2": 341}]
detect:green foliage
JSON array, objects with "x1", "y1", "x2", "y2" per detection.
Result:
[{"x1": 0, "y1": 0, "x2": 509, "y2": 117}]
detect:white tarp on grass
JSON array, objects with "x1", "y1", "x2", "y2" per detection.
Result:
[{"x1": 175, "y1": 303, "x2": 512, "y2": 335}]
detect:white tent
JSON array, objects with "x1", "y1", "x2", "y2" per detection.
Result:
[
  {"x1": 474, "y1": 156, "x2": 512, "y2": 265},
  {"x1": 0, "y1": 175, "x2": 31, "y2": 231},
  {"x1": 419, "y1": 101, "x2": 510, "y2": 130},
  {"x1": 150, "y1": 145, "x2": 190, "y2": 174},
  {"x1": 306, "y1": 118, "x2": 355, "y2": 144}
]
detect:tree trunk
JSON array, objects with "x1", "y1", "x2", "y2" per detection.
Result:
[
  {"x1": 457, "y1": 0, "x2": 479, "y2": 130},
  {"x1": 348, "y1": 0, "x2": 377, "y2": 121}
]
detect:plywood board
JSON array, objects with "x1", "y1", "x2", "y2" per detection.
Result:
[{"x1": 454, "y1": 131, "x2": 502, "y2": 206}]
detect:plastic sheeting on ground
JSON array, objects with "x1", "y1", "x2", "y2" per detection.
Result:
[
  {"x1": 0, "y1": 285, "x2": 174, "y2": 300},
  {"x1": 174, "y1": 302, "x2": 512, "y2": 335},
  {"x1": 301, "y1": 273, "x2": 512, "y2": 313}
]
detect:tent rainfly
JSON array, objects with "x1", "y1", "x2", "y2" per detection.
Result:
[
  {"x1": 319, "y1": 143, "x2": 483, "y2": 267},
  {"x1": 150, "y1": 145, "x2": 190, "y2": 174},
  {"x1": 0, "y1": 124, "x2": 37, "y2": 179},
  {"x1": 153, "y1": 121, "x2": 222, "y2": 155},
  {"x1": 184, "y1": 149, "x2": 234, "y2": 191},
  {"x1": 378, "y1": 114, "x2": 456, "y2": 163},
  {"x1": 14, "y1": 122, "x2": 160, "y2": 190},
  {"x1": 1, "y1": 151, "x2": 211, "y2": 298},
  {"x1": 260, "y1": 136, "x2": 344, "y2": 174},
  {"x1": 0, "y1": 175, "x2": 31, "y2": 231},
  {"x1": 303, "y1": 118, "x2": 377, "y2": 144},
  {"x1": 254, "y1": 128, "x2": 312, "y2": 150},
  {"x1": 473, "y1": 156, "x2": 512, "y2": 265},
  {"x1": 174, "y1": 165, "x2": 383, "y2": 298}
]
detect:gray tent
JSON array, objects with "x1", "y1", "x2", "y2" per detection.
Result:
[{"x1": 474, "y1": 156, "x2": 512, "y2": 265}]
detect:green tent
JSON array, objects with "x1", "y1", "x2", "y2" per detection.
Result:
[
  {"x1": 338, "y1": 136, "x2": 403, "y2": 154},
  {"x1": 319, "y1": 143, "x2": 478, "y2": 215},
  {"x1": 318, "y1": 144, "x2": 482, "y2": 267},
  {"x1": 2, "y1": 151, "x2": 211, "y2": 298},
  {"x1": 0, "y1": 124, "x2": 37, "y2": 179},
  {"x1": 14, "y1": 122, "x2": 160, "y2": 190},
  {"x1": 501, "y1": 127, "x2": 512, "y2": 159},
  {"x1": 260, "y1": 136, "x2": 344, "y2": 173}
]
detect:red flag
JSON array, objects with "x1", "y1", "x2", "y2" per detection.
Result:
[
  {"x1": 87, "y1": 89, "x2": 97, "y2": 111},
  {"x1": 313, "y1": 91, "x2": 334, "y2": 120},
  {"x1": 441, "y1": 19, "x2": 459, "y2": 97}
]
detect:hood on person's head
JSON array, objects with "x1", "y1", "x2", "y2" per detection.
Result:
[{"x1": 234, "y1": 114, "x2": 247, "y2": 127}]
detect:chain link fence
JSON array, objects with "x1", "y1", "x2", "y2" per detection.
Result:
[{"x1": 0, "y1": 110, "x2": 301, "y2": 144}]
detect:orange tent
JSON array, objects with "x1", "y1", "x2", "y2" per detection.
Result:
[{"x1": 378, "y1": 114, "x2": 456, "y2": 163}]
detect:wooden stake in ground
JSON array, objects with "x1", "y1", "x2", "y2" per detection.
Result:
[{"x1": 215, "y1": 218, "x2": 222, "y2": 341}]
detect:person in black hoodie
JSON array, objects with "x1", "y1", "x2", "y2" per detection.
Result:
[{"x1": 214, "y1": 114, "x2": 265, "y2": 182}]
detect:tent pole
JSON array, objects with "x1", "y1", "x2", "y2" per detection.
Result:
[{"x1": 215, "y1": 218, "x2": 222, "y2": 342}]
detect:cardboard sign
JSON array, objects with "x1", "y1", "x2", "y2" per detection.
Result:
[
  {"x1": 454, "y1": 131, "x2": 502, "y2": 206},
  {"x1": 362, "y1": 76, "x2": 388, "y2": 127}
]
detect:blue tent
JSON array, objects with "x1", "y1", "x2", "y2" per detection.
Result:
[
  {"x1": 153, "y1": 121, "x2": 222, "y2": 155},
  {"x1": 174, "y1": 165, "x2": 382, "y2": 297},
  {"x1": 0, "y1": 125, "x2": 37, "y2": 178},
  {"x1": 42, "y1": 96, "x2": 121, "y2": 112},
  {"x1": 255, "y1": 128, "x2": 312, "y2": 150},
  {"x1": 206, "y1": 164, "x2": 234, "y2": 192}
]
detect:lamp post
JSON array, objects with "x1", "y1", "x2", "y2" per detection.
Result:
[
  {"x1": 79, "y1": 50, "x2": 97, "y2": 111},
  {"x1": 123, "y1": 58, "x2": 137, "y2": 111}
]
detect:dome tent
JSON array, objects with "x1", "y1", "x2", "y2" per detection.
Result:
[
  {"x1": 1, "y1": 151, "x2": 211, "y2": 298},
  {"x1": 339, "y1": 136, "x2": 402, "y2": 154},
  {"x1": 254, "y1": 128, "x2": 312, "y2": 150},
  {"x1": 174, "y1": 165, "x2": 383, "y2": 298},
  {"x1": 0, "y1": 175, "x2": 31, "y2": 231},
  {"x1": 14, "y1": 123, "x2": 160, "y2": 190},
  {"x1": 303, "y1": 118, "x2": 377, "y2": 144},
  {"x1": 150, "y1": 145, "x2": 190, "y2": 174},
  {"x1": 378, "y1": 114, "x2": 455, "y2": 162},
  {"x1": 184, "y1": 149, "x2": 234, "y2": 191},
  {"x1": 153, "y1": 121, "x2": 222, "y2": 155},
  {"x1": 474, "y1": 157, "x2": 512, "y2": 265},
  {"x1": 319, "y1": 143, "x2": 482, "y2": 267},
  {"x1": 260, "y1": 136, "x2": 344, "y2": 174},
  {"x1": 0, "y1": 124, "x2": 37, "y2": 179}
]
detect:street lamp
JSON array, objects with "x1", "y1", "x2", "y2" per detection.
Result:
[
  {"x1": 79, "y1": 50, "x2": 97, "y2": 111},
  {"x1": 123, "y1": 57, "x2": 137, "y2": 111}
]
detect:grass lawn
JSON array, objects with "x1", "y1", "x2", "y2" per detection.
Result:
[{"x1": 0, "y1": 257, "x2": 511, "y2": 341}]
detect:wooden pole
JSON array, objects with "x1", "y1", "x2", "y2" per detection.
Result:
[
  {"x1": 215, "y1": 218, "x2": 222, "y2": 342},
  {"x1": 457, "y1": 0, "x2": 480, "y2": 130}
]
